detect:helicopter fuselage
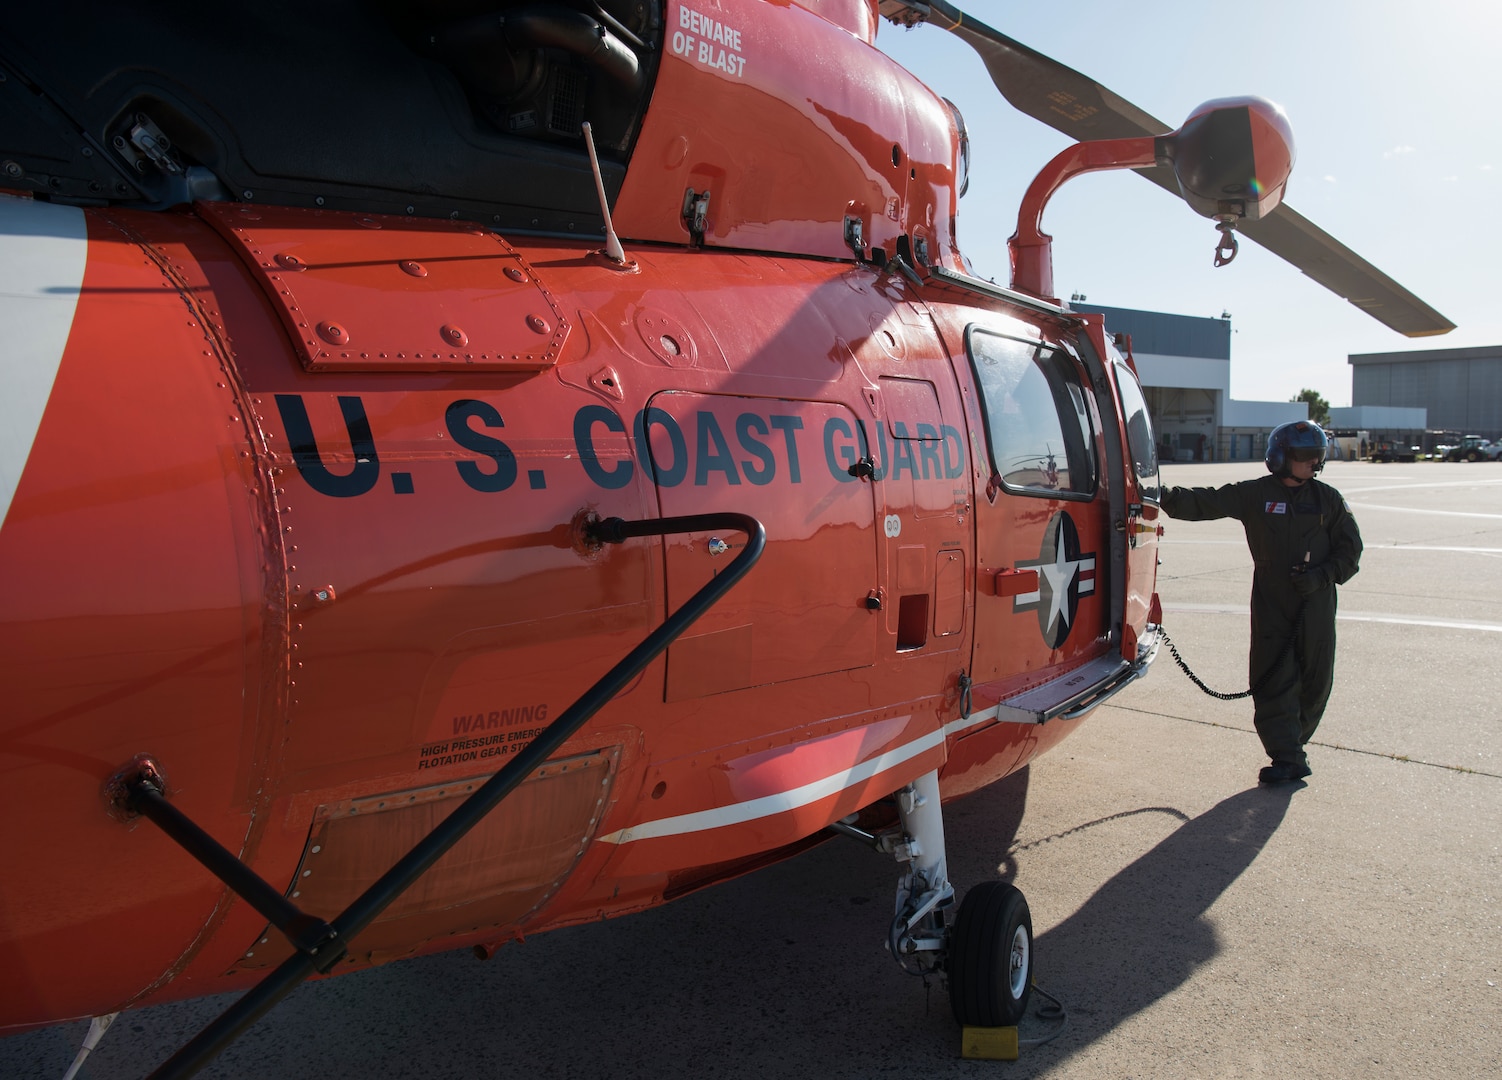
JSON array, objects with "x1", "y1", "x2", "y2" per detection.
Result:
[{"x1": 0, "y1": 0, "x2": 1161, "y2": 1033}]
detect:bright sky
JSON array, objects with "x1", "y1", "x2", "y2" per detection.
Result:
[{"x1": 874, "y1": 0, "x2": 1501, "y2": 408}]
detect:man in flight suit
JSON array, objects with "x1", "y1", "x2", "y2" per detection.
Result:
[{"x1": 1161, "y1": 421, "x2": 1363, "y2": 784}]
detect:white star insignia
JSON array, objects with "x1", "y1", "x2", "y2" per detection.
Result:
[{"x1": 1037, "y1": 526, "x2": 1082, "y2": 636}]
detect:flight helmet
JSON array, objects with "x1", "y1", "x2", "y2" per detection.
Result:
[{"x1": 1265, "y1": 420, "x2": 1327, "y2": 477}]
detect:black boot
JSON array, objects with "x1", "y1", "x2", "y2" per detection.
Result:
[{"x1": 1258, "y1": 760, "x2": 1312, "y2": 785}]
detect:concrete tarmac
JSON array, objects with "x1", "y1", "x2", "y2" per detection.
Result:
[{"x1": 5, "y1": 461, "x2": 1499, "y2": 1079}]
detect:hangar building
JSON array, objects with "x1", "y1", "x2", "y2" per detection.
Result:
[
  {"x1": 1075, "y1": 303, "x2": 1305, "y2": 462},
  {"x1": 1348, "y1": 344, "x2": 1502, "y2": 441}
]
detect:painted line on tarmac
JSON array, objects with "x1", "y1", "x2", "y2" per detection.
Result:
[
  {"x1": 1336, "y1": 477, "x2": 1502, "y2": 495},
  {"x1": 1159, "y1": 539, "x2": 1249, "y2": 546},
  {"x1": 1165, "y1": 540, "x2": 1502, "y2": 556},
  {"x1": 1366, "y1": 544, "x2": 1502, "y2": 557},
  {"x1": 1165, "y1": 602, "x2": 1502, "y2": 634},
  {"x1": 1344, "y1": 501, "x2": 1502, "y2": 520},
  {"x1": 1109, "y1": 704, "x2": 1502, "y2": 780}
]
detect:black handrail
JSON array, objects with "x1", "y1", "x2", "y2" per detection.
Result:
[
  {"x1": 124, "y1": 781, "x2": 340, "y2": 957},
  {"x1": 145, "y1": 511, "x2": 765, "y2": 1079}
]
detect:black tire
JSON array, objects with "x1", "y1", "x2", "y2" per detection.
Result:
[{"x1": 948, "y1": 881, "x2": 1033, "y2": 1027}]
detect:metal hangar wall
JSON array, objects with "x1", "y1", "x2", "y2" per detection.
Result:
[
  {"x1": 1074, "y1": 303, "x2": 1305, "y2": 463},
  {"x1": 1349, "y1": 344, "x2": 1502, "y2": 441}
]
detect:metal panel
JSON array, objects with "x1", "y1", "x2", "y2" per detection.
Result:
[
  {"x1": 200, "y1": 202, "x2": 569, "y2": 372},
  {"x1": 237, "y1": 749, "x2": 617, "y2": 970}
]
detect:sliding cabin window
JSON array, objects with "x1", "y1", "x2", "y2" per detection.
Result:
[{"x1": 967, "y1": 329, "x2": 1096, "y2": 498}]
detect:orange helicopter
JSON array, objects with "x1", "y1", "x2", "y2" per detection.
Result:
[{"x1": 0, "y1": 1, "x2": 1451, "y2": 1075}]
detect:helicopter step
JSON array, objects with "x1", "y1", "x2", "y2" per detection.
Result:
[{"x1": 992, "y1": 634, "x2": 1160, "y2": 725}]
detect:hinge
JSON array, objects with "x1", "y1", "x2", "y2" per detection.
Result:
[
  {"x1": 844, "y1": 214, "x2": 866, "y2": 259},
  {"x1": 682, "y1": 188, "x2": 710, "y2": 245},
  {"x1": 113, "y1": 112, "x2": 183, "y2": 176}
]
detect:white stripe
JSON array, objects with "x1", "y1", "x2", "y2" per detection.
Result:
[
  {"x1": 602, "y1": 716, "x2": 950, "y2": 844},
  {"x1": 0, "y1": 196, "x2": 87, "y2": 529},
  {"x1": 1165, "y1": 602, "x2": 1502, "y2": 635},
  {"x1": 947, "y1": 704, "x2": 1001, "y2": 737},
  {"x1": 598, "y1": 704, "x2": 1007, "y2": 846}
]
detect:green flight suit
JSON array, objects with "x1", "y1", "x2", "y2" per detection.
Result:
[{"x1": 1162, "y1": 475, "x2": 1363, "y2": 767}]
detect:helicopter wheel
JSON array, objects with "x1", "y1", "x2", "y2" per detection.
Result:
[{"x1": 947, "y1": 881, "x2": 1033, "y2": 1027}]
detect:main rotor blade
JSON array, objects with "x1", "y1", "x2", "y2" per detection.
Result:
[
  {"x1": 880, "y1": 0, "x2": 1171, "y2": 140},
  {"x1": 880, "y1": 0, "x2": 1455, "y2": 337},
  {"x1": 1235, "y1": 207, "x2": 1455, "y2": 336},
  {"x1": 1127, "y1": 165, "x2": 1456, "y2": 338}
]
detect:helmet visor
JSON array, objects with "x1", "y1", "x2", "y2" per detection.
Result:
[{"x1": 1289, "y1": 447, "x2": 1323, "y2": 463}]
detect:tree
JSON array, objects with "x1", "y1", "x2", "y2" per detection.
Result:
[{"x1": 1291, "y1": 388, "x2": 1331, "y2": 426}]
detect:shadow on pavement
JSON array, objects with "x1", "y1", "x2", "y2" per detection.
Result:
[
  {"x1": 9, "y1": 777, "x2": 1298, "y2": 1079},
  {"x1": 1027, "y1": 784, "x2": 1299, "y2": 1064}
]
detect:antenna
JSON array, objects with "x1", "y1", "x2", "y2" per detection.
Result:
[{"x1": 581, "y1": 122, "x2": 628, "y2": 266}]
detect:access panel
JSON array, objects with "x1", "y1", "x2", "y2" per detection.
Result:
[{"x1": 643, "y1": 391, "x2": 879, "y2": 700}]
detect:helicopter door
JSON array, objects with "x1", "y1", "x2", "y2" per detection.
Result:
[
  {"x1": 641, "y1": 391, "x2": 879, "y2": 700},
  {"x1": 966, "y1": 328, "x2": 1109, "y2": 692},
  {"x1": 1111, "y1": 358, "x2": 1163, "y2": 653}
]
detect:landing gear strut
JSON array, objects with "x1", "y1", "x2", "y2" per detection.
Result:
[
  {"x1": 853, "y1": 769, "x2": 1035, "y2": 1026},
  {"x1": 887, "y1": 771, "x2": 954, "y2": 977}
]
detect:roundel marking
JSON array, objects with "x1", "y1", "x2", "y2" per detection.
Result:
[{"x1": 1012, "y1": 511, "x2": 1098, "y2": 648}]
